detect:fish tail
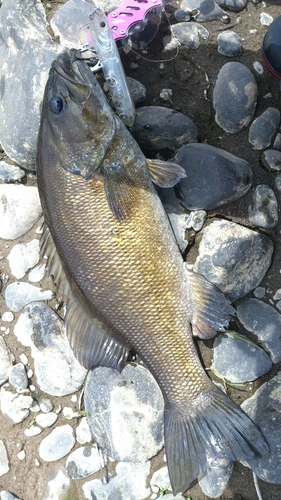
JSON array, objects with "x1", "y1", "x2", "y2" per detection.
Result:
[{"x1": 164, "y1": 387, "x2": 268, "y2": 495}]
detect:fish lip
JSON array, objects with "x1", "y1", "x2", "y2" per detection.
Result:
[{"x1": 52, "y1": 59, "x2": 92, "y2": 103}]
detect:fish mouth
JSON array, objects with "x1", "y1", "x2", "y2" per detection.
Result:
[{"x1": 52, "y1": 56, "x2": 92, "y2": 104}]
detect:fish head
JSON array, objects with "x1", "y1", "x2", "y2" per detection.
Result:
[{"x1": 39, "y1": 53, "x2": 116, "y2": 179}]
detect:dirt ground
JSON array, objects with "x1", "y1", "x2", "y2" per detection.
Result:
[{"x1": 1, "y1": 0, "x2": 281, "y2": 499}]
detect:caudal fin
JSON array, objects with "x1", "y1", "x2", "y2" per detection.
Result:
[{"x1": 164, "y1": 387, "x2": 268, "y2": 495}]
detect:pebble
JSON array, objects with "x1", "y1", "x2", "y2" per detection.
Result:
[
  {"x1": 19, "y1": 354, "x2": 28, "y2": 366},
  {"x1": 76, "y1": 417, "x2": 92, "y2": 445},
  {"x1": 163, "y1": 22, "x2": 209, "y2": 51},
  {"x1": 217, "y1": 0, "x2": 247, "y2": 11},
  {"x1": 39, "y1": 399, "x2": 54, "y2": 413},
  {"x1": 237, "y1": 298, "x2": 281, "y2": 363},
  {"x1": 253, "y1": 287, "x2": 266, "y2": 299},
  {"x1": 0, "y1": 185, "x2": 42, "y2": 240},
  {"x1": 0, "y1": 337, "x2": 14, "y2": 385},
  {"x1": 39, "y1": 425, "x2": 75, "y2": 462},
  {"x1": 241, "y1": 372, "x2": 281, "y2": 483},
  {"x1": 248, "y1": 107, "x2": 280, "y2": 150},
  {"x1": 17, "y1": 451, "x2": 25, "y2": 461},
  {"x1": 14, "y1": 302, "x2": 87, "y2": 396},
  {"x1": 253, "y1": 61, "x2": 264, "y2": 75},
  {"x1": 174, "y1": 143, "x2": 252, "y2": 210},
  {"x1": 150, "y1": 466, "x2": 171, "y2": 493},
  {"x1": 212, "y1": 331, "x2": 272, "y2": 383},
  {"x1": 180, "y1": 0, "x2": 229, "y2": 22},
  {"x1": 273, "y1": 132, "x2": 281, "y2": 150},
  {"x1": 8, "y1": 363, "x2": 28, "y2": 390},
  {"x1": 127, "y1": 77, "x2": 147, "y2": 104},
  {"x1": 84, "y1": 364, "x2": 164, "y2": 462},
  {"x1": 186, "y1": 210, "x2": 207, "y2": 232},
  {"x1": 28, "y1": 263, "x2": 46, "y2": 283},
  {"x1": 193, "y1": 220, "x2": 273, "y2": 300},
  {"x1": 217, "y1": 31, "x2": 242, "y2": 57},
  {"x1": 174, "y1": 9, "x2": 191, "y2": 22},
  {"x1": 0, "y1": 493, "x2": 21, "y2": 500},
  {"x1": 7, "y1": 239, "x2": 40, "y2": 280},
  {"x1": 260, "y1": 12, "x2": 273, "y2": 26},
  {"x1": 35, "y1": 412, "x2": 58, "y2": 428},
  {"x1": 198, "y1": 457, "x2": 234, "y2": 497},
  {"x1": 159, "y1": 88, "x2": 173, "y2": 101},
  {"x1": 83, "y1": 462, "x2": 151, "y2": 500},
  {"x1": 1, "y1": 312, "x2": 14, "y2": 323},
  {"x1": 0, "y1": 162, "x2": 25, "y2": 183},
  {"x1": 262, "y1": 149, "x2": 281, "y2": 171},
  {"x1": 159, "y1": 188, "x2": 189, "y2": 252},
  {"x1": 275, "y1": 172, "x2": 281, "y2": 192},
  {"x1": 42, "y1": 469, "x2": 70, "y2": 500},
  {"x1": 0, "y1": 387, "x2": 33, "y2": 423},
  {"x1": 213, "y1": 62, "x2": 258, "y2": 133},
  {"x1": 24, "y1": 426, "x2": 42, "y2": 437},
  {"x1": 0, "y1": 441, "x2": 9, "y2": 476},
  {"x1": 248, "y1": 184, "x2": 278, "y2": 229},
  {"x1": 5, "y1": 283, "x2": 54, "y2": 313},
  {"x1": 66, "y1": 446, "x2": 102, "y2": 479},
  {"x1": 132, "y1": 106, "x2": 198, "y2": 151}
]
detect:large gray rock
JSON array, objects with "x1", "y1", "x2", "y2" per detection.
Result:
[
  {"x1": 5, "y1": 283, "x2": 54, "y2": 312},
  {"x1": 84, "y1": 364, "x2": 164, "y2": 462},
  {"x1": 174, "y1": 143, "x2": 252, "y2": 210},
  {"x1": 193, "y1": 220, "x2": 273, "y2": 301},
  {"x1": 180, "y1": 0, "x2": 229, "y2": 22},
  {"x1": 0, "y1": 0, "x2": 64, "y2": 170},
  {"x1": 217, "y1": 31, "x2": 242, "y2": 57},
  {"x1": 213, "y1": 62, "x2": 257, "y2": 133},
  {"x1": 248, "y1": 107, "x2": 280, "y2": 150}
]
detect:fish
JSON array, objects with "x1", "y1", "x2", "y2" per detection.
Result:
[{"x1": 36, "y1": 52, "x2": 268, "y2": 496}]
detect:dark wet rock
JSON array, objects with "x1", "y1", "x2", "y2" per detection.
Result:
[
  {"x1": 218, "y1": 0, "x2": 247, "y2": 12},
  {"x1": 241, "y1": 372, "x2": 281, "y2": 483},
  {"x1": 275, "y1": 172, "x2": 281, "y2": 192},
  {"x1": 8, "y1": 363, "x2": 28, "y2": 390},
  {"x1": 127, "y1": 77, "x2": 146, "y2": 105},
  {"x1": 84, "y1": 364, "x2": 164, "y2": 462},
  {"x1": 262, "y1": 149, "x2": 281, "y2": 171},
  {"x1": 237, "y1": 298, "x2": 281, "y2": 363},
  {"x1": 193, "y1": 220, "x2": 273, "y2": 301},
  {"x1": 273, "y1": 132, "x2": 281, "y2": 150},
  {"x1": 248, "y1": 184, "x2": 278, "y2": 229},
  {"x1": 217, "y1": 31, "x2": 242, "y2": 57},
  {"x1": 159, "y1": 188, "x2": 189, "y2": 252},
  {"x1": 163, "y1": 22, "x2": 209, "y2": 51},
  {"x1": 173, "y1": 143, "x2": 253, "y2": 210},
  {"x1": 0, "y1": 0, "x2": 64, "y2": 170},
  {"x1": 180, "y1": 0, "x2": 230, "y2": 22},
  {"x1": 248, "y1": 107, "x2": 280, "y2": 150},
  {"x1": 132, "y1": 106, "x2": 198, "y2": 151},
  {"x1": 199, "y1": 457, "x2": 234, "y2": 498},
  {"x1": 212, "y1": 331, "x2": 272, "y2": 383},
  {"x1": 213, "y1": 62, "x2": 258, "y2": 133},
  {"x1": 174, "y1": 9, "x2": 191, "y2": 22}
]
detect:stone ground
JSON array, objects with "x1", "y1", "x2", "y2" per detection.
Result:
[{"x1": 1, "y1": 0, "x2": 281, "y2": 499}]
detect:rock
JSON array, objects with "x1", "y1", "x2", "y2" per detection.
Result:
[
  {"x1": 180, "y1": 0, "x2": 229, "y2": 23},
  {"x1": 39, "y1": 399, "x2": 54, "y2": 413},
  {"x1": 0, "y1": 162, "x2": 25, "y2": 183},
  {"x1": 28, "y1": 264, "x2": 46, "y2": 283},
  {"x1": 5, "y1": 283, "x2": 54, "y2": 313},
  {"x1": 66, "y1": 446, "x2": 102, "y2": 479},
  {"x1": 50, "y1": 0, "x2": 93, "y2": 49},
  {"x1": 275, "y1": 173, "x2": 281, "y2": 192},
  {"x1": 150, "y1": 466, "x2": 171, "y2": 493},
  {"x1": 199, "y1": 457, "x2": 234, "y2": 498},
  {"x1": 163, "y1": 22, "x2": 209, "y2": 51},
  {"x1": 1, "y1": 312, "x2": 14, "y2": 323},
  {"x1": 0, "y1": 441, "x2": 9, "y2": 476},
  {"x1": 76, "y1": 417, "x2": 92, "y2": 445},
  {"x1": 0, "y1": 337, "x2": 14, "y2": 385},
  {"x1": 0, "y1": 185, "x2": 42, "y2": 240},
  {"x1": 24, "y1": 426, "x2": 42, "y2": 437},
  {"x1": 0, "y1": 0, "x2": 64, "y2": 170},
  {"x1": 218, "y1": 0, "x2": 247, "y2": 11},
  {"x1": 253, "y1": 287, "x2": 266, "y2": 299},
  {"x1": 212, "y1": 331, "x2": 272, "y2": 383},
  {"x1": 174, "y1": 9, "x2": 191, "y2": 22},
  {"x1": 14, "y1": 302, "x2": 87, "y2": 396},
  {"x1": 248, "y1": 184, "x2": 278, "y2": 229},
  {"x1": 273, "y1": 132, "x2": 281, "y2": 150},
  {"x1": 248, "y1": 107, "x2": 280, "y2": 150},
  {"x1": 262, "y1": 149, "x2": 281, "y2": 171},
  {"x1": 253, "y1": 61, "x2": 264, "y2": 75},
  {"x1": 83, "y1": 462, "x2": 151, "y2": 500},
  {"x1": 217, "y1": 31, "x2": 242, "y2": 57},
  {"x1": 193, "y1": 220, "x2": 273, "y2": 301},
  {"x1": 186, "y1": 210, "x2": 207, "y2": 232},
  {"x1": 35, "y1": 412, "x2": 58, "y2": 428},
  {"x1": 39, "y1": 425, "x2": 75, "y2": 462},
  {"x1": 42, "y1": 469, "x2": 70, "y2": 500},
  {"x1": 159, "y1": 496, "x2": 186, "y2": 500},
  {"x1": 260, "y1": 12, "x2": 273, "y2": 26},
  {"x1": 84, "y1": 364, "x2": 164, "y2": 462},
  {"x1": 7, "y1": 239, "x2": 40, "y2": 279},
  {"x1": 241, "y1": 372, "x2": 281, "y2": 483},
  {"x1": 127, "y1": 77, "x2": 146, "y2": 105},
  {"x1": 0, "y1": 493, "x2": 21, "y2": 500},
  {"x1": 237, "y1": 298, "x2": 281, "y2": 363},
  {"x1": 159, "y1": 188, "x2": 189, "y2": 252},
  {"x1": 132, "y1": 106, "x2": 198, "y2": 151},
  {"x1": 213, "y1": 62, "x2": 257, "y2": 133},
  {"x1": 8, "y1": 363, "x2": 28, "y2": 390},
  {"x1": 0, "y1": 387, "x2": 33, "y2": 423},
  {"x1": 173, "y1": 143, "x2": 253, "y2": 210}
]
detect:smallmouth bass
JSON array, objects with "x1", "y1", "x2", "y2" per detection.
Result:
[{"x1": 36, "y1": 53, "x2": 268, "y2": 495}]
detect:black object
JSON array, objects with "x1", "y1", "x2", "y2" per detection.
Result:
[{"x1": 262, "y1": 15, "x2": 281, "y2": 79}]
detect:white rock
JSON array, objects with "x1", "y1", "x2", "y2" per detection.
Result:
[
  {"x1": 150, "y1": 466, "x2": 171, "y2": 494},
  {"x1": 0, "y1": 387, "x2": 33, "y2": 423},
  {"x1": 39, "y1": 425, "x2": 75, "y2": 462},
  {"x1": 24, "y1": 426, "x2": 42, "y2": 437},
  {"x1": 0, "y1": 337, "x2": 15, "y2": 385},
  {"x1": 42, "y1": 469, "x2": 70, "y2": 500},
  {"x1": 253, "y1": 61, "x2": 264, "y2": 75},
  {"x1": 0, "y1": 161, "x2": 25, "y2": 182},
  {"x1": 5, "y1": 282, "x2": 54, "y2": 312},
  {"x1": 8, "y1": 363, "x2": 28, "y2": 390},
  {"x1": 39, "y1": 399, "x2": 54, "y2": 413},
  {"x1": 260, "y1": 12, "x2": 273, "y2": 26},
  {"x1": 8, "y1": 239, "x2": 40, "y2": 279},
  {"x1": 0, "y1": 185, "x2": 42, "y2": 240},
  {"x1": 1, "y1": 312, "x2": 14, "y2": 323},
  {"x1": 76, "y1": 417, "x2": 92, "y2": 445},
  {"x1": 66, "y1": 446, "x2": 102, "y2": 479},
  {"x1": 17, "y1": 450, "x2": 25, "y2": 460},
  {"x1": 0, "y1": 441, "x2": 9, "y2": 476},
  {"x1": 35, "y1": 412, "x2": 58, "y2": 428},
  {"x1": 28, "y1": 263, "x2": 46, "y2": 282},
  {"x1": 19, "y1": 354, "x2": 28, "y2": 365},
  {"x1": 0, "y1": 492, "x2": 21, "y2": 500}
]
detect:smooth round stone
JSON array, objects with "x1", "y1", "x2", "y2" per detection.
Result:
[
  {"x1": 253, "y1": 61, "x2": 264, "y2": 75},
  {"x1": 127, "y1": 77, "x2": 146, "y2": 105},
  {"x1": 5, "y1": 282, "x2": 54, "y2": 312},
  {"x1": 217, "y1": 0, "x2": 247, "y2": 11},
  {"x1": 0, "y1": 161, "x2": 25, "y2": 183},
  {"x1": 273, "y1": 132, "x2": 281, "y2": 150},
  {"x1": 199, "y1": 457, "x2": 233, "y2": 497},
  {"x1": 1, "y1": 312, "x2": 14, "y2": 323},
  {"x1": 212, "y1": 331, "x2": 272, "y2": 383},
  {"x1": 132, "y1": 106, "x2": 198, "y2": 151},
  {"x1": 39, "y1": 425, "x2": 75, "y2": 462},
  {"x1": 0, "y1": 337, "x2": 14, "y2": 385},
  {"x1": 84, "y1": 364, "x2": 164, "y2": 462},
  {"x1": 241, "y1": 372, "x2": 281, "y2": 483},
  {"x1": 66, "y1": 447, "x2": 102, "y2": 479},
  {"x1": 35, "y1": 412, "x2": 58, "y2": 428},
  {"x1": 0, "y1": 441, "x2": 9, "y2": 476},
  {"x1": 7, "y1": 239, "x2": 40, "y2": 279},
  {"x1": 76, "y1": 417, "x2": 92, "y2": 445},
  {"x1": 39, "y1": 399, "x2": 54, "y2": 413},
  {"x1": 262, "y1": 149, "x2": 281, "y2": 171},
  {"x1": 193, "y1": 220, "x2": 273, "y2": 301},
  {"x1": 213, "y1": 62, "x2": 257, "y2": 133},
  {"x1": 253, "y1": 287, "x2": 265, "y2": 299},
  {"x1": 248, "y1": 184, "x2": 278, "y2": 229},
  {"x1": 8, "y1": 363, "x2": 28, "y2": 390},
  {"x1": 180, "y1": 0, "x2": 229, "y2": 22},
  {"x1": 217, "y1": 31, "x2": 242, "y2": 57},
  {"x1": 174, "y1": 9, "x2": 191, "y2": 22},
  {"x1": 24, "y1": 426, "x2": 42, "y2": 437},
  {"x1": 174, "y1": 143, "x2": 252, "y2": 210},
  {"x1": 248, "y1": 107, "x2": 280, "y2": 150},
  {"x1": 237, "y1": 298, "x2": 281, "y2": 363}
]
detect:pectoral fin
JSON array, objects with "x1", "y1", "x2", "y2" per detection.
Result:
[
  {"x1": 103, "y1": 162, "x2": 136, "y2": 221},
  {"x1": 146, "y1": 158, "x2": 186, "y2": 188},
  {"x1": 186, "y1": 268, "x2": 235, "y2": 339}
]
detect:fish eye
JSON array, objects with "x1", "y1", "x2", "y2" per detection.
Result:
[{"x1": 50, "y1": 96, "x2": 64, "y2": 114}]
